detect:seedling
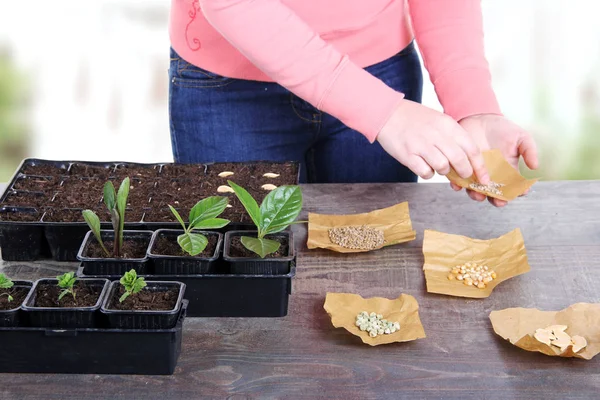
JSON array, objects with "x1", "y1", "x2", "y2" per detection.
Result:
[
  {"x1": 0, "y1": 274, "x2": 14, "y2": 302},
  {"x1": 57, "y1": 272, "x2": 77, "y2": 301},
  {"x1": 169, "y1": 196, "x2": 230, "y2": 256},
  {"x1": 228, "y1": 180, "x2": 303, "y2": 258},
  {"x1": 82, "y1": 177, "x2": 130, "y2": 258},
  {"x1": 119, "y1": 269, "x2": 146, "y2": 302}
]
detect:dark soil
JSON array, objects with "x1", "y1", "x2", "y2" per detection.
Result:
[
  {"x1": 12, "y1": 176, "x2": 59, "y2": 192},
  {"x1": 85, "y1": 237, "x2": 149, "y2": 258},
  {"x1": 229, "y1": 234, "x2": 289, "y2": 258},
  {"x1": 51, "y1": 179, "x2": 103, "y2": 207},
  {"x1": 152, "y1": 179, "x2": 206, "y2": 210},
  {"x1": 159, "y1": 164, "x2": 205, "y2": 178},
  {"x1": 2, "y1": 191, "x2": 49, "y2": 209},
  {"x1": 126, "y1": 179, "x2": 156, "y2": 207},
  {"x1": 33, "y1": 282, "x2": 103, "y2": 308},
  {"x1": 0, "y1": 287, "x2": 30, "y2": 310},
  {"x1": 42, "y1": 208, "x2": 86, "y2": 223},
  {"x1": 0, "y1": 210, "x2": 41, "y2": 222},
  {"x1": 142, "y1": 208, "x2": 179, "y2": 223},
  {"x1": 113, "y1": 164, "x2": 159, "y2": 179},
  {"x1": 69, "y1": 163, "x2": 114, "y2": 177},
  {"x1": 151, "y1": 232, "x2": 218, "y2": 257},
  {"x1": 21, "y1": 163, "x2": 68, "y2": 176},
  {"x1": 109, "y1": 285, "x2": 179, "y2": 311}
]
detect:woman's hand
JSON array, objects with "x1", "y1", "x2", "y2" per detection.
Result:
[
  {"x1": 452, "y1": 114, "x2": 539, "y2": 207},
  {"x1": 376, "y1": 99, "x2": 490, "y2": 184}
]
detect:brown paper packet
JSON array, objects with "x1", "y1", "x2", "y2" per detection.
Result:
[
  {"x1": 323, "y1": 293, "x2": 426, "y2": 346},
  {"x1": 307, "y1": 202, "x2": 416, "y2": 253},
  {"x1": 489, "y1": 303, "x2": 600, "y2": 360},
  {"x1": 422, "y1": 228, "x2": 530, "y2": 298},
  {"x1": 446, "y1": 149, "x2": 538, "y2": 201}
]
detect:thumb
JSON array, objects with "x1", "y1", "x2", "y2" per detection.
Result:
[{"x1": 518, "y1": 134, "x2": 539, "y2": 170}]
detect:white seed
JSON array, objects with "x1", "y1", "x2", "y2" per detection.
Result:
[
  {"x1": 534, "y1": 328, "x2": 553, "y2": 346},
  {"x1": 571, "y1": 335, "x2": 587, "y2": 353},
  {"x1": 218, "y1": 171, "x2": 234, "y2": 177},
  {"x1": 261, "y1": 184, "x2": 278, "y2": 191},
  {"x1": 217, "y1": 185, "x2": 235, "y2": 193},
  {"x1": 263, "y1": 173, "x2": 280, "y2": 178},
  {"x1": 226, "y1": 204, "x2": 233, "y2": 208},
  {"x1": 547, "y1": 325, "x2": 568, "y2": 334},
  {"x1": 369, "y1": 331, "x2": 377, "y2": 337}
]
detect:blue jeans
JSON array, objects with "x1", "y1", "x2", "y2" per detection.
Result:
[{"x1": 168, "y1": 42, "x2": 423, "y2": 183}]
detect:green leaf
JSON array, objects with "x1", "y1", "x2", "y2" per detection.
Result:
[
  {"x1": 103, "y1": 181, "x2": 116, "y2": 211},
  {"x1": 119, "y1": 269, "x2": 146, "y2": 301},
  {"x1": 240, "y1": 236, "x2": 280, "y2": 258},
  {"x1": 57, "y1": 272, "x2": 76, "y2": 290},
  {"x1": 189, "y1": 196, "x2": 229, "y2": 227},
  {"x1": 169, "y1": 205, "x2": 186, "y2": 231},
  {"x1": 227, "y1": 180, "x2": 262, "y2": 229},
  {"x1": 0, "y1": 274, "x2": 14, "y2": 290},
  {"x1": 119, "y1": 291, "x2": 130, "y2": 303},
  {"x1": 259, "y1": 185, "x2": 302, "y2": 235},
  {"x1": 58, "y1": 289, "x2": 70, "y2": 301},
  {"x1": 82, "y1": 210, "x2": 110, "y2": 256},
  {"x1": 191, "y1": 218, "x2": 230, "y2": 230},
  {"x1": 177, "y1": 232, "x2": 209, "y2": 256},
  {"x1": 116, "y1": 177, "x2": 130, "y2": 249}
]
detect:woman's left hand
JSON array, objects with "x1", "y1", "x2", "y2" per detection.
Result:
[{"x1": 450, "y1": 114, "x2": 539, "y2": 207}]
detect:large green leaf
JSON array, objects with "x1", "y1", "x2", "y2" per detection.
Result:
[
  {"x1": 177, "y1": 232, "x2": 209, "y2": 256},
  {"x1": 103, "y1": 181, "x2": 116, "y2": 211},
  {"x1": 189, "y1": 196, "x2": 229, "y2": 227},
  {"x1": 240, "y1": 236, "x2": 280, "y2": 258},
  {"x1": 168, "y1": 205, "x2": 186, "y2": 231},
  {"x1": 192, "y1": 218, "x2": 230, "y2": 230},
  {"x1": 259, "y1": 185, "x2": 302, "y2": 235},
  {"x1": 82, "y1": 210, "x2": 110, "y2": 256},
  {"x1": 228, "y1": 181, "x2": 261, "y2": 229}
]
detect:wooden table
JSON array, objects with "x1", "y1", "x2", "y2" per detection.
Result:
[{"x1": 1, "y1": 181, "x2": 599, "y2": 399}]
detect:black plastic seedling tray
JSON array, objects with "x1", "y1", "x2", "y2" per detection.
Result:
[
  {"x1": 0, "y1": 158, "x2": 300, "y2": 262},
  {"x1": 78, "y1": 265, "x2": 295, "y2": 318},
  {"x1": 0, "y1": 300, "x2": 187, "y2": 375}
]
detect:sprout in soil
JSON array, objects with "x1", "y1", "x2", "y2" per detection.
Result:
[
  {"x1": 227, "y1": 180, "x2": 304, "y2": 258},
  {"x1": 119, "y1": 269, "x2": 146, "y2": 303},
  {"x1": 169, "y1": 196, "x2": 230, "y2": 256},
  {"x1": 0, "y1": 274, "x2": 14, "y2": 302},
  {"x1": 82, "y1": 177, "x2": 130, "y2": 258},
  {"x1": 57, "y1": 272, "x2": 77, "y2": 301}
]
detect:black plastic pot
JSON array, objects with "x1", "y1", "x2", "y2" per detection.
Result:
[
  {"x1": 0, "y1": 280, "x2": 33, "y2": 327},
  {"x1": 147, "y1": 229, "x2": 223, "y2": 274},
  {"x1": 21, "y1": 278, "x2": 110, "y2": 328},
  {"x1": 78, "y1": 265, "x2": 295, "y2": 317},
  {"x1": 0, "y1": 300, "x2": 187, "y2": 375},
  {"x1": 101, "y1": 280, "x2": 186, "y2": 329},
  {"x1": 0, "y1": 207, "x2": 45, "y2": 261},
  {"x1": 223, "y1": 230, "x2": 295, "y2": 275},
  {"x1": 77, "y1": 230, "x2": 153, "y2": 275}
]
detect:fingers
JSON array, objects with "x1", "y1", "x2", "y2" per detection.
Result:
[
  {"x1": 518, "y1": 134, "x2": 539, "y2": 170},
  {"x1": 420, "y1": 146, "x2": 450, "y2": 176},
  {"x1": 450, "y1": 182, "x2": 462, "y2": 191},
  {"x1": 466, "y1": 189, "x2": 486, "y2": 202},
  {"x1": 435, "y1": 139, "x2": 473, "y2": 180},
  {"x1": 405, "y1": 154, "x2": 435, "y2": 180},
  {"x1": 489, "y1": 197, "x2": 508, "y2": 207},
  {"x1": 455, "y1": 134, "x2": 489, "y2": 185}
]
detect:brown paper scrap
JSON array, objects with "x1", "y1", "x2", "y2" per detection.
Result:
[
  {"x1": 489, "y1": 303, "x2": 600, "y2": 360},
  {"x1": 323, "y1": 292, "x2": 426, "y2": 346},
  {"x1": 422, "y1": 228, "x2": 530, "y2": 298},
  {"x1": 446, "y1": 149, "x2": 538, "y2": 201},
  {"x1": 307, "y1": 202, "x2": 416, "y2": 253}
]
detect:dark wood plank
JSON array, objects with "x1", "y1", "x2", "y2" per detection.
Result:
[{"x1": 0, "y1": 181, "x2": 599, "y2": 399}]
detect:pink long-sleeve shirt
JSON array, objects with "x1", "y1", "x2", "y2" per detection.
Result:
[{"x1": 169, "y1": 0, "x2": 501, "y2": 143}]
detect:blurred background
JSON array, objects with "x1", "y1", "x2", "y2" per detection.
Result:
[{"x1": 0, "y1": 0, "x2": 598, "y2": 182}]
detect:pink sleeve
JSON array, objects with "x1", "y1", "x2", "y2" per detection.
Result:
[
  {"x1": 198, "y1": 0, "x2": 404, "y2": 143},
  {"x1": 408, "y1": 0, "x2": 502, "y2": 121}
]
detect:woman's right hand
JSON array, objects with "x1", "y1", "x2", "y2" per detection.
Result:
[{"x1": 376, "y1": 99, "x2": 489, "y2": 184}]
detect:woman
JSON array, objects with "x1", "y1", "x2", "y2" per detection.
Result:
[{"x1": 168, "y1": 0, "x2": 538, "y2": 206}]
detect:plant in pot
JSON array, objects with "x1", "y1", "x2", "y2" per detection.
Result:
[
  {"x1": 223, "y1": 181, "x2": 303, "y2": 274},
  {"x1": 101, "y1": 269, "x2": 186, "y2": 329},
  {"x1": 147, "y1": 196, "x2": 230, "y2": 274},
  {"x1": 77, "y1": 177, "x2": 153, "y2": 275},
  {"x1": 21, "y1": 272, "x2": 109, "y2": 328},
  {"x1": 0, "y1": 273, "x2": 33, "y2": 327}
]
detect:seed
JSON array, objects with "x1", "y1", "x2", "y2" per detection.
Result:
[
  {"x1": 464, "y1": 280, "x2": 473, "y2": 286},
  {"x1": 457, "y1": 275, "x2": 464, "y2": 281},
  {"x1": 477, "y1": 282, "x2": 486, "y2": 289},
  {"x1": 226, "y1": 204, "x2": 233, "y2": 208},
  {"x1": 547, "y1": 325, "x2": 568, "y2": 334},
  {"x1": 369, "y1": 331, "x2": 377, "y2": 337},
  {"x1": 447, "y1": 274, "x2": 455, "y2": 280},
  {"x1": 534, "y1": 328, "x2": 553, "y2": 346},
  {"x1": 571, "y1": 335, "x2": 587, "y2": 353},
  {"x1": 218, "y1": 171, "x2": 234, "y2": 177},
  {"x1": 491, "y1": 272, "x2": 497, "y2": 279},
  {"x1": 261, "y1": 184, "x2": 278, "y2": 191},
  {"x1": 263, "y1": 173, "x2": 280, "y2": 178},
  {"x1": 553, "y1": 331, "x2": 572, "y2": 350},
  {"x1": 217, "y1": 185, "x2": 235, "y2": 193},
  {"x1": 328, "y1": 225, "x2": 384, "y2": 250},
  {"x1": 469, "y1": 180, "x2": 505, "y2": 196}
]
